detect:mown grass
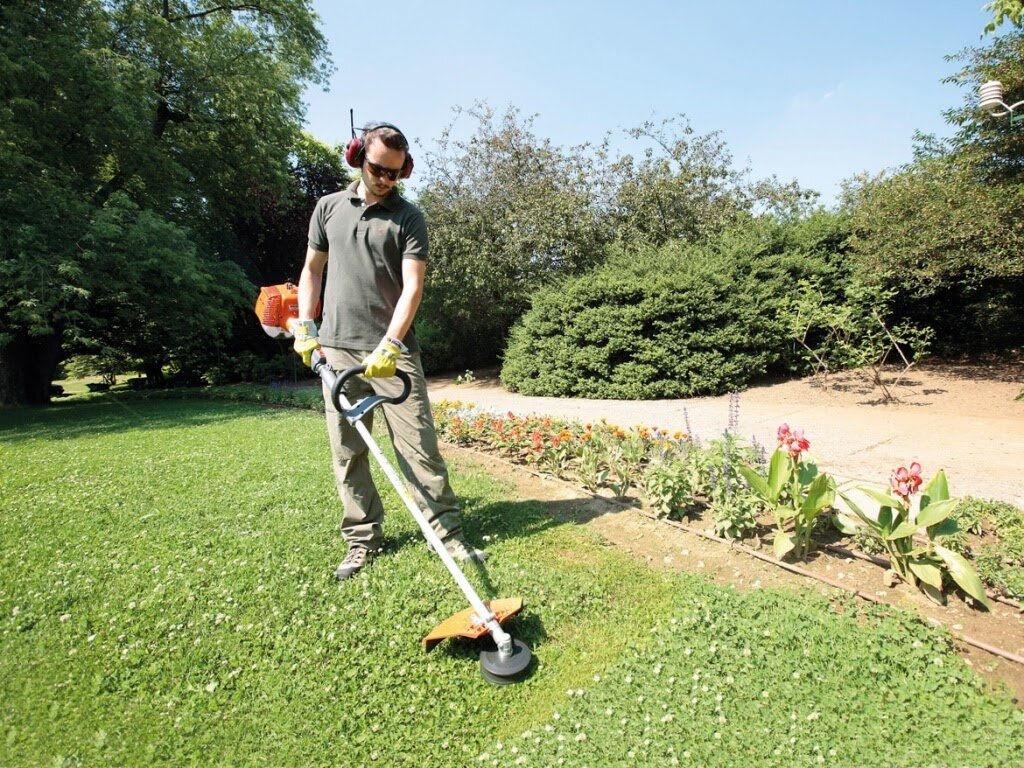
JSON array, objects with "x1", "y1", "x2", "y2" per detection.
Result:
[{"x1": 1, "y1": 399, "x2": 1021, "y2": 767}]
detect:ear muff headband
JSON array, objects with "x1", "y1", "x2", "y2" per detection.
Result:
[{"x1": 345, "y1": 122, "x2": 414, "y2": 179}]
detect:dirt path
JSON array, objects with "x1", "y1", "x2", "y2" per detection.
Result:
[
  {"x1": 431, "y1": 361, "x2": 1024, "y2": 703},
  {"x1": 429, "y1": 361, "x2": 1024, "y2": 508}
]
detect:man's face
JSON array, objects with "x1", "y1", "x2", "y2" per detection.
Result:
[{"x1": 361, "y1": 139, "x2": 406, "y2": 198}]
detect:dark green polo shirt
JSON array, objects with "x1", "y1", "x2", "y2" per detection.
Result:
[{"x1": 307, "y1": 181, "x2": 428, "y2": 352}]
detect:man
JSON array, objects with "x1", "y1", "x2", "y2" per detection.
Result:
[{"x1": 292, "y1": 122, "x2": 485, "y2": 580}]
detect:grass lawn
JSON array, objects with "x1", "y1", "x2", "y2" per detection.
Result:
[{"x1": 1, "y1": 398, "x2": 1021, "y2": 767}]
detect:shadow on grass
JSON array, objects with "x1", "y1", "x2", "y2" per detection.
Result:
[
  {"x1": 374, "y1": 493, "x2": 624, "y2": 665},
  {"x1": 0, "y1": 395, "x2": 294, "y2": 444},
  {"x1": 465, "y1": 494, "x2": 625, "y2": 542}
]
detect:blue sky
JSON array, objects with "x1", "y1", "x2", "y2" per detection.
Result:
[{"x1": 302, "y1": 1, "x2": 996, "y2": 207}]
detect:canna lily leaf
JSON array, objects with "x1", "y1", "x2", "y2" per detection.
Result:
[
  {"x1": 801, "y1": 473, "x2": 835, "y2": 515},
  {"x1": 833, "y1": 513, "x2": 860, "y2": 535},
  {"x1": 739, "y1": 466, "x2": 769, "y2": 500},
  {"x1": 767, "y1": 450, "x2": 789, "y2": 500},
  {"x1": 885, "y1": 521, "x2": 919, "y2": 541},
  {"x1": 773, "y1": 530, "x2": 796, "y2": 560},
  {"x1": 858, "y1": 486, "x2": 905, "y2": 510},
  {"x1": 878, "y1": 505, "x2": 893, "y2": 532},
  {"x1": 916, "y1": 498, "x2": 957, "y2": 528},
  {"x1": 919, "y1": 581, "x2": 947, "y2": 606},
  {"x1": 796, "y1": 460, "x2": 819, "y2": 487},
  {"x1": 928, "y1": 517, "x2": 960, "y2": 540},
  {"x1": 921, "y1": 470, "x2": 950, "y2": 507},
  {"x1": 934, "y1": 544, "x2": 992, "y2": 611},
  {"x1": 908, "y1": 558, "x2": 944, "y2": 589},
  {"x1": 838, "y1": 491, "x2": 876, "y2": 528}
]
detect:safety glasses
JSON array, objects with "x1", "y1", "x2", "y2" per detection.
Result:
[{"x1": 365, "y1": 160, "x2": 403, "y2": 182}]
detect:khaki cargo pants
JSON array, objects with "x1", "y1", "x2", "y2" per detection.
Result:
[{"x1": 320, "y1": 347, "x2": 462, "y2": 551}]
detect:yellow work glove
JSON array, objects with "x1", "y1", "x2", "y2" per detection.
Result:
[
  {"x1": 361, "y1": 336, "x2": 405, "y2": 378},
  {"x1": 292, "y1": 319, "x2": 320, "y2": 367}
]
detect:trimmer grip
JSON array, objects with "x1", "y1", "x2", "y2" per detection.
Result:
[{"x1": 331, "y1": 367, "x2": 412, "y2": 414}]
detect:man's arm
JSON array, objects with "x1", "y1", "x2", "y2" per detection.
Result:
[
  {"x1": 298, "y1": 246, "x2": 328, "y2": 320},
  {"x1": 385, "y1": 258, "x2": 426, "y2": 343}
]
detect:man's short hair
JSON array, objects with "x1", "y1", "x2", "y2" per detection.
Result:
[{"x1": 364, "y1": 124, "x2": 409, "y2": 154}]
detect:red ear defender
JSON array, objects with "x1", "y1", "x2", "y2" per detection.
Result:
[
  {"x1": 345, "y1": 136, "x2": 364, "y2": 168},
  {"x1": 345, "y1": 118, "x2": 414, "y2": 179}
]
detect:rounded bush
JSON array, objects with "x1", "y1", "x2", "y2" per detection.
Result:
[{"x1": 501, "y1": 234, "x2": 840, "y2": 399}]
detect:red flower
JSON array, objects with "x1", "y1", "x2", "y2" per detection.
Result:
[
  {"x1": 889, "y1": 462, "x2": 923, "y2": 501},
  {"x1": 776, "y1": 423, "x2": 810, "y2": 460}
]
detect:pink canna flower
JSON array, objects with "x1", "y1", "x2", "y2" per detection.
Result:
[
  {"x1": 776, "y1": 424, "x2": 810, "y2": 461},
  {"x1": 889, "y1": 462, "x2": 924, "y2": 501}
]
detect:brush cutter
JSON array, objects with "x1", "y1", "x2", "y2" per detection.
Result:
[{"x1": 255, "y1": 282, "x2": 533, "y2": 685}]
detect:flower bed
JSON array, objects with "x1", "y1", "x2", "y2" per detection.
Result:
[{"x1": 432, "y1": 399, "x2": 1023, "y2": 607}]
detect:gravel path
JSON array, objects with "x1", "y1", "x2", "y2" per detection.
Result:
[{"x1": 427, "y1": 363, "x2": 1024, "y2": 508}]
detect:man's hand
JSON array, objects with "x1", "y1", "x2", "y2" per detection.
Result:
[
  {"x1": 361, "y1": 337, "x2": 405, "y2": 378},
  {"x1": 292, "y1": 319, "x2": 320, "y2": 367}
]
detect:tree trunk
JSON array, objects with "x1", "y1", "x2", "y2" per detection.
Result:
[
  {"x1": 143, "y1": 360, "x2": 166, "y2": 387},
  {"x1": 0, "y1": 328, "x2": 63, "y2": 406}
]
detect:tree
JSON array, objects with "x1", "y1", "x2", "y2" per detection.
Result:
[
  {"x1": 984, "y1": 0, "x2": 1024, "y2": 34},
  {"x1": 0, "y1": 0, "x2": 116, "y2": 403},
  {"x1": 607, "y1": 115, "x2": 746, "y2": 248},
  {"x1": 842, "y1": 161, "x2": 1024, "y2": 354},
  {"x1": 943, "y1": 31, "x2": 1024, "y2": 184},
  {"x1": 416, "y1": 104, "x2": 613, "y2": 372},
  {"x1": 839, "y1": 28, "x2": 1024, "y2": 355},
  {"x1": 0, "y1": 0, "x2": 330, "y2": 404},
  {"x1": 232, "y1": 133, "x2": 350, "y2": 288},
  {"x1": 71, "y1": 195, "x2": 252, "y2": 384},
  {"x1": 92, "y1": 0, "x2": 330, "y2": 222}
]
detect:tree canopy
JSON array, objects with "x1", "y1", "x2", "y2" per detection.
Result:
[
  {"x1": 416, "y1": 104, "x2": 613, "y2": 372},
  {"x1": 0, "y1": 0, "x2": 331, "y2": 404}
]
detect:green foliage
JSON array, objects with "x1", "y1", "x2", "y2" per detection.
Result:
[
  {"x1": 741, "y1": 435, "x2": 836, "y2": 561},
  {"x1": 984, "y1": 0, "x2": 1024, "y2": 34},
  {"x1": 2, "y1": 401, "x2": 1020, "y2": 766},
  {"x1": 782, "y1": 277, "x2": 934, "y2": 381},
  {"x1": 416, "y1": 108, "x2": 811, "y2": 375},
  {"x1": 232, "y1": 133, "x2": 350, "y2": 286},
  {"x1": 842, "y1": 159, "x2": 1024, "y2": 354},
  {"x1": 838, "y1": 472, "x2": 992, "y2": 609},
  {"x1": 0, "y1": 0, "x2": 117, "y2": 402},
  {"x1": 70, "y1": 195, "x2": 251, "y2": 383},
  {"x1": 202, "y1": 350, "x2": 315, "y2": 387},
  {"x1": 955, "y1": 497, "x2": 1024, "y2": 599},
  {"x1": 501, "y1": 244, "x2": 761, "y2": 398},
  {"x1": 641, "y1": 460, "x2": 696, "y2": 520},
  {"x1": 417, "y1": 104, "x2": 612, "y2": 373},
  {"x1": 0, "y1": 0, "x2": 331, "y2": 404},
  {"x1": 606, "y1": 115, "x2": 746, "y2": 247},
  {"x1": 61, "y1": 354, "x2": 129, "y2": 387},
  {"x1": 709, "y1": 493, "x2": 760, "y2": 540},
  {"x1": 700, "y1": 431, "x2": 762, "y2": 540},
  {"x1": 91, "y1": 0, "x2": 331, "y2": 221},
  {"x1": 839, "y1": 31, "x2": 1024, "y2": 357},
  {"x1": 502, "y1": 215, "x2": 849, "y2": 399}
]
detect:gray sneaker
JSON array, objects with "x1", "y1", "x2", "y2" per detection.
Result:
[
  {"x1": 335, "y1": 546, "x2": 374, "y2": 580},
  {"x1": 443, "y1": 537, "x2": 488, "y2": 563}
]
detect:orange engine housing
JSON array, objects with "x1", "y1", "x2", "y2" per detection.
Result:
[
  {"x1": 255, "y1": 282, "x2": 321, "y2": 339},
  {"x1": 255, "y1": 282, "x2": 298, "y2": 338}
]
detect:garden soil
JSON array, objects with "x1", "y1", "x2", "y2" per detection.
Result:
[{"x1": 428, "y1": 360, "x2": 1024, "y2": 704}]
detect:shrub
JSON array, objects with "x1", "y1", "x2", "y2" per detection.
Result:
[
  {"x1": 203, "y1": 350, "x2": 311, "y2": 385},
  {"x1": 501, "y1": 219, "x2": 846, "y2": 399}
]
